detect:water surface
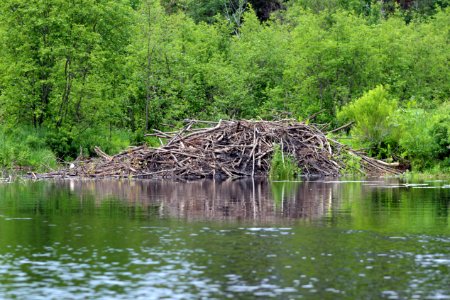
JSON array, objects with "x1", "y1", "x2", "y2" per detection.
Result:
[{"x1": 0, "y1": 178, "x2": 449, "y2": 299}]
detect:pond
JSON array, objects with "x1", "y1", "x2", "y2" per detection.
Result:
[{"x1": 0, "y1": 178, "x2": 449, "y2": 299}]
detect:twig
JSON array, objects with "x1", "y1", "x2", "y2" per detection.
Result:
[{"x1": 327, "y1": 122, "x2": 354, "y2": 134}]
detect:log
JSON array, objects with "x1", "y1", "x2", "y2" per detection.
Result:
[{"x1": 37, "y1": 119, "x2": 404, "y2": 179}]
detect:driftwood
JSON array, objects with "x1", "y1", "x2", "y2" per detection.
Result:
[{"x1": 37, "y1": 120, "x2": 403, "y2": 179}]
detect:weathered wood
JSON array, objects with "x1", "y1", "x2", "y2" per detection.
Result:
[{"x1": 36, "y1": 119, "x2": 403, "y2": 179}]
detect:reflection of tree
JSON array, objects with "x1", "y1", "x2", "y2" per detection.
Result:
[
  {"x1": 63, "y1": 179, "x2": 335, "y2": 221},
  {"x1": 1, "y1": 179, "x2": 447, "y2": 228}
]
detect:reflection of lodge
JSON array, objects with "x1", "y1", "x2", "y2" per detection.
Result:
[
  {"x1": 64, "y1": 179, "x2": 334, "y2": 221},
  {"x1": 279, "y1": 181, "x2": 332, "y2": 219}
]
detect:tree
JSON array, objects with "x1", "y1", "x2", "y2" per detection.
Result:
[{"x1": 0, "y1": 0, "x2": 134, "y2": 157}]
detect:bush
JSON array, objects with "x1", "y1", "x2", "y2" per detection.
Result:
[
  {"x1": 75, "y1": 127, "x2": 131, "y2": 157},
  {"x1": 336, "y1": 87, "x2": 450, "y2": 172},
  {"x1": 0, "y1": 126, "x2": 57, "y2": 171},
  {"x1": 391, "y1": 108, "x2": 434, "y2": 169},
  {"x1": 46, "y1": 127, "x2": 132, "y2": 160},
  {"x1": 391, "y1": 103, "x2": 450, "y2": 170},
  {"x1": 431, "y1": 103, "x2": 450, "y2": 161},
  {"x1": 338, "y1": 151, "x2": 363, "y2": 175},
  {"x1": 337, "y1": 85, "x2": 398, "y2": 154},
  {"x1": 0, "y1": 124, "x2": 133, "y2": 171},
  {"x1": 45, "y1": 128, "x2": 78, "y2": 160}
]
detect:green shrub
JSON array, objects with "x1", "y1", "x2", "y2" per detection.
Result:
[
  {"x1": 45, "y1": 128, "x2": 77, "y2": 160},
  {"x1": 390, "y1": 102, "x2": 450, "y2": 170},
  {"x1": 46, "y1": 127, "x2": 132, "y2": 160},
  {"x1": 337, "y1": 85, "x2": 398, "y2": 154},
  {"x1": 1, "y1": 124, "x2": 133, "y2": 171},
  {"x1": 336, "y1": 87, "x2": 448, "y2": 172},
  {"x1": 269, "y1": 144, "x2": 301, "y2": 180},
  {"x1": 338, "y1": 151, "x2": 363, "y2": 175},
  {"x1": 75, "y1": 127, "x2": 131, "y2": 157},
  {"x1": 391, "y1": 108, "x2": 434, "y2": 169},
  {"x1": 0, "y1": 126, "x2": 57, "y2": 171},
  {"x1": 0, "y1": 137, "x2": 14, "y2": 169},
  {"x1": 431, "y1": 103, "x2": 450, "y2": 161}
]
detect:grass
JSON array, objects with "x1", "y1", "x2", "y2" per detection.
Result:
[
  {"x1": 269, "y1": 144, "x2": 301, "y2": 180},
  {"x1": 0, "y1": 125, "x2": 134, "y2": 173},
  {"x1": 398, "y1": 169, "x2": 450, "y2": 181},
  {"x1": 0, "y1": 126, "x2": 57, "y2": 172}
]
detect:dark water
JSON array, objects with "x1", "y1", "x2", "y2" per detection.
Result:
[{"x1": 0, "y1": 178, "x2": 449, "y2": 299}]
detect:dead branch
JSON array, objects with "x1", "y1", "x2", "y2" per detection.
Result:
[{"x1": 37, "y1": 120, "x2": 404, "y2": 179}]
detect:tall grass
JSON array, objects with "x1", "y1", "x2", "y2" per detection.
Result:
[
  {"x1": 0, "y1": 125, "x2": 135, "y2": 172},
  {"x1": 269, "y1": 144, "x2": 301, "y2": 180},
  {"x1": 0, "y1": 126, "x2": 57, "y2": 172}
]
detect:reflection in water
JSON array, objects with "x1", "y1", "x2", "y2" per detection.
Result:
[
  {"x1": 0, "y1": 178, "x2": 449, "y2": 299},
  {"x1": 60, "y1": 179, "x2": 335, "y2": 221}
]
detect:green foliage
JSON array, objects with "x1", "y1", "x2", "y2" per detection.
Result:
[
  {"x1": 0, "y1": 126, "x2": 57, "y2": 171},
  {"x1": 269, "y1": 144, "x2": 301, "y2": 180},
  {"x1": 391, "y1": 103, "x2": 450, "y2": 170},
  {"x1": 290, "y1": 0, "x2": 449, "y2": 21},
  {"x1": 161, "y1": 0, "x2": 284, "y2": 23},
  {"x1": 0, "y1": 0, "x2": 133, "y2": 154},
  {"x1": 338, "y1": 152, "x2": 363, "y2": 175},
  {"x1": 183, "y1": 0, "x2": 225, "y2": 23},
  {"x1": 0, "y1": 124, "x2": 131, "y2": 171},
  {"x1": 0, "y1": 1, "x2": 448, "y2": 172},
  {"x1": 338, "y1": 85, "x2": 398, "y2": 152},
  {"x1": 337, "y1": 86, "x2": 449, "y2": 171},
  {"x1": 392, "y1": 108, "x2": 435, "y2": 169},
  {"x1": 46, "y1": 127, "x2": 131, "y2": 160},
  {"x1": 431, "y1": 111, "x2": 450, "y2": 162}
]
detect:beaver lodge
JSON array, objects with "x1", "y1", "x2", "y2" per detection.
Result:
[{"x1": 37, "y1": 120, "x2": 403, "y2": 179}]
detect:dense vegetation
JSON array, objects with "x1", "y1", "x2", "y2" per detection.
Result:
[{"x1": 0, "y1": 0, "x2": 449, "y2": 172}]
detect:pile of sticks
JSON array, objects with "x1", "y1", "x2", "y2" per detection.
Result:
[{"x1": 38, "y1": 120, "x2": 402, "y2": 179}]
